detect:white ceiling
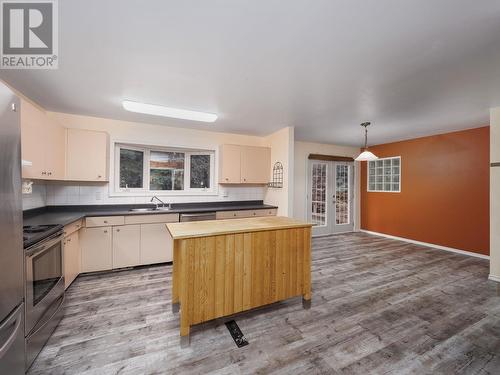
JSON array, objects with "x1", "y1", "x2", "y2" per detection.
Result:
[{"x1": 2, "y1": 0, "x2": 500, "y2": 146}]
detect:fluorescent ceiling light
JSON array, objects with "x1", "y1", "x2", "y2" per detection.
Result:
[{"x1": 122, "y1": 100, "x2": 217, "y2": 123}]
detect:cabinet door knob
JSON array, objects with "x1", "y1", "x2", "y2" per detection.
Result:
[
  {"x1": 225, "y1": 178, "x2": 228, "y2": 181},
  {"x1": 103, "y1": 220, "x2": 108, "y2": 223},
  {"x1": 42, "y1": 171, "x2": 46, "y2": 175},
  {"x1": 98, "y1": 175, "x2": 102, "y2": 178},
  {"x1": 104, "y1": 230, "x2": 108, "y2": 233},
  {"x1": 116, "y1": 229, "x2": 120, "y2": 232}
]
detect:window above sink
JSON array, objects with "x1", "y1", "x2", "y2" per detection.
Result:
[{"x1": 113, "y1": 143, "x2": 215, "y2": 196}]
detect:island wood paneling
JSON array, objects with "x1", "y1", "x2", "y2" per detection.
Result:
[{"x1": 173, "y1": 226, "x2": 312, "y2": 336}]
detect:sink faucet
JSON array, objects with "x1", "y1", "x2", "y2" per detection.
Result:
[{"x1": 150, "y1": 196, "x2": 166, "y2": 209}]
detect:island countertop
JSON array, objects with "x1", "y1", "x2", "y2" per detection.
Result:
[
  {"x1": 166, "y1": 216, "x2": 313, "y2": 239},
  {"x1": 168, "y1": 215, "x2": 313, "y2": 340}
]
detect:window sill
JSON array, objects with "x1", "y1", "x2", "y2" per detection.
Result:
[{"x1": 109, "y1": 190, "x2": 219, "y2": 198}]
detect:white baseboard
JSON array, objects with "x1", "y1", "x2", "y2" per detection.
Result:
[
  {"x1": 359, "y1": 229, "x2": 490, "y2": 260},
  {"x1": 489, "y1": 274, "x2": 500, "y2": 283}
]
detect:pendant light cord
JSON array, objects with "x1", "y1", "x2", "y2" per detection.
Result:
[{"x1": 364, "y1": 127, "x2": 368, "y2": 149}]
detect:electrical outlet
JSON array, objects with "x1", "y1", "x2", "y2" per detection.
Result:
[{"x1": 22, "y1": 181, "x2": 33, "y2": 194}]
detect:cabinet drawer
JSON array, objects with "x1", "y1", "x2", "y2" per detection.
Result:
[
  {"x1": 254, "y1": 208, "x2": 277, "y2": 217},
  {"x1": 216, "y1": 208, "x2": 277, "y2": 220},
  {"x1": 63, "y1": 218, "x2": 83, "y2": 237},
  {"x1": 85, "y1": 216, "x2": 125, "y2": 228},
  {"x1": 216, "y1": 210, "x2": 241, "y2": 219},
  {"x1": 124, "y1": 213, "x2": 179, "y2": 225}
]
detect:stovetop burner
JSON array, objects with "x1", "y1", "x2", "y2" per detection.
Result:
[
  {"x1": 23, "y1": 224, "x2": 63, "y2": 249},
  {"x1": 24, "y1": 225, "x2": 56, "y2": 233}
]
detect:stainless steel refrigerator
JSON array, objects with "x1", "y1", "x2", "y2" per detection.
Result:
[{"x1": 0, "y1": 82, "x2": 25, "y2": 374}]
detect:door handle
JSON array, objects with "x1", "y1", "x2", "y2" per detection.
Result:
[{"x1": 0, "y1": 306, "x2": 22, "y2": 358}]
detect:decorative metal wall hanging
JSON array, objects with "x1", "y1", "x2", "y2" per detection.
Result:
[{"x1": 268, "y1": 162, "x2": 283, "y2": 188}]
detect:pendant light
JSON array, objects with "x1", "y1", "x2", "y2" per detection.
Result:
[{"x1": 355, "y1": 122, "x2": 378, "y2": 161}]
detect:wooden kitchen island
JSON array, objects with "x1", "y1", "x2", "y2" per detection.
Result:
[{"x1": 166, "y1": 216, "x2": 313, "y2": 339}]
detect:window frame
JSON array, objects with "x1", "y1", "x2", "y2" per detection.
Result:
[
  {"x1": 113, "y1": 142, "x2": 216, "y2": 196},
  {"x1": 367, "y1": 156, "x2": 401, "y2": 193}
]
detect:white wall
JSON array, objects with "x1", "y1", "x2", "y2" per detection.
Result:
[
  {"x1": 263, "y1": 127, "x2": 294, "y2": 216},
  {"x1": 490, "y1": 107, "x2": 500, "y2": 281},
  {"x1": 293, "y1": 141, "x2": 360, "y2": 230}
]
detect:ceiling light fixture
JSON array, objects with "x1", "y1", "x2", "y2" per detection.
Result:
[
  {"x1": 122, "y1": 100, "x2": 217, "y2": 123},
  {"x1": 354, "y1": 122, "x2": 378, "y2": 161}
]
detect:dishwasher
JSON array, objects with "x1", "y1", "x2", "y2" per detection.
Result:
[{"x1": 180, "y1": 212, "x2": 217, "y2": 222}]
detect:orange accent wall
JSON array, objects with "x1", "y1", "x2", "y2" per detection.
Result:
[{"x1": 360, "y1": 126, "x2": 490, "y2": 256}]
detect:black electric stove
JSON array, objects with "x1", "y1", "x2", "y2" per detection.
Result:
[{"x1": 23, "y1": 224, "x2": 63, "y2": 249}]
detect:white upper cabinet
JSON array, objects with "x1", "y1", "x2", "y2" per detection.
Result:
[
  {"x1": 66, "y1": 128, "x2": 108, "y2": 181},
  {"x1": 219, "y1": 144, "x2": 270, "y2": 184},
  {"x1": 21, "y1": 99, "x2": 65, "y2": 180},
  {"x1": 20, "y1": 99, "x2": 108, "y2": 182}
]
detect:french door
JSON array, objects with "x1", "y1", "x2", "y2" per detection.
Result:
[{"x1": 307, "y1": 160, "x2": 354, "y2": 236}]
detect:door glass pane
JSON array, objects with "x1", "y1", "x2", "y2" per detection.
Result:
[
  {"x1": 120, "y1": 149, "x2": 144, "y2": 188},
  {"x1": 335, "y1": 164, "x2": 349, "y2": 224},
  {"x1": 32, "y1": 243, "x2": 62, "y2": 306},
  {"x1": 150, "y1": 151, "x2": 184, "y2": 190},
  {"x1": 311, "y1": 163, "x2": 327, "y2": 226},
  {"x1": 190, "y1": 154, "x2": 210, "y2": 188}
]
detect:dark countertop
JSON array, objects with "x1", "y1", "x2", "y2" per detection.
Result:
[{"x1": 23, "y1": 200, "x2": 278, "y2": 227}]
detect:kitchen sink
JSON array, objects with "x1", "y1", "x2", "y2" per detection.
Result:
[
  {"x1": 156, "y1": 206, "x2": 172, "y2": 211},
  {"x1": 129, "y1": 206, "x2": 172, "y2": 212}
]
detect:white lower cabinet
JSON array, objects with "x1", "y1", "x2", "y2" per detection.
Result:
[
  {"x1": 140, "y1": 223, "x2": 173, "y2": 264},
  {"x1": 81, "y1": 227, "x2": 112, "y2": 272},
  {"x1": 63, "y1": 231, "x2": 80, "y2": 289},
  {"x1": 80, "y1": 209, "x2": 273, "y2": 273},
  {"x1": 113, "y1": 225, "x2": 141, "y2": 268}
]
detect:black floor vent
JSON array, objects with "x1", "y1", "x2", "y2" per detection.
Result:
[{"x1": 225, "y1": 320, "x2": 249, "y2": 348}]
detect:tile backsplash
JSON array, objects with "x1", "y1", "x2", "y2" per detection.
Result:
[
  {"x1": 22, "y1": 183, "x2": 47, "y2": 210},
  {"x1": 22, "y1": 181, "x2": 266, "y2": 210}
]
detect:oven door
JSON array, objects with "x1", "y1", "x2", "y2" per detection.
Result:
[{"x1": 25, "y1": 232, "x2": 64, "y2": 336}]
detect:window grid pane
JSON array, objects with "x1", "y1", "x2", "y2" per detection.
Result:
[
  {"x1": 367, "y1": 157, "x2": 400, "y2": 193},
  {"x1": 311, "y1": 163, "x2": 327, "y2": 226},
  {"x1": 149, "y1": 151, "x2": 185, "y2": 191},
  {"x1": 119, "y1": 149, "x2": 144, "y2": 188},
  {"x1": 190, "y1": 155, "x2": 211, "y2": 189},
  {"x1": 335, "y1": 164, "x2": 349, "y2": 224}
]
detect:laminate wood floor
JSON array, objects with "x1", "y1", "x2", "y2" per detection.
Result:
[{"x1": 29, "y1": 233, "x2": 500, "y2": 375}]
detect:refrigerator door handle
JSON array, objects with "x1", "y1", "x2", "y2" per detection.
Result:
[{"x1": 0, "y1": 307, "x2": 22, "y2": 359}]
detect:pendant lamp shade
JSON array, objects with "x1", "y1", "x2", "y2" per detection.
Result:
[
  {"x1": 355, "y1": 122, "x2": 378, "y2": 161},
  {"x1": 355, "y1": 150, "x2": 378, "y2": 161}
]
